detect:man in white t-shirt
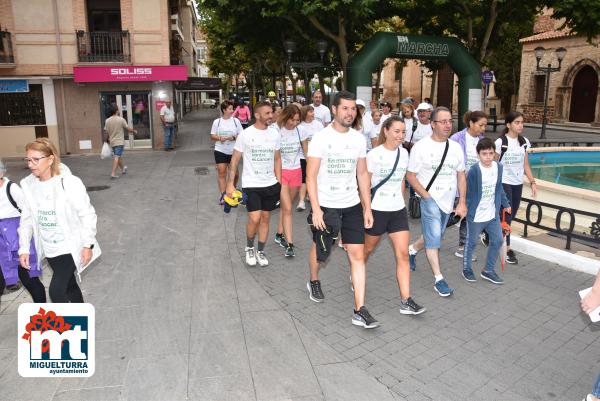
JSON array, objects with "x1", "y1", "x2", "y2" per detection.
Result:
[
  {"x1": 159, "y1": 98, "x2": 176, "y2": 151},
  {"x1": 227, "y1": 101, "x2": 282, "y2": 268},
  {"x1": 380, "y1": 101, "x2": 393, "y2": 124},
  {"x1": 310, "y1": 90, "x2": 331, "y2": 126},
  {"x1": 412, "y1": 102, "x2": 433, "y2": 143},
  {"x1": 306, "y1": 90, "x2": 378, "y2": 329},
  {"x1": 406, "y1": 107, "x2": 467, "y2": 297}
]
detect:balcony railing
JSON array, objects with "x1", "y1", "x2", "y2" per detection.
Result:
[
  {"x1": 0, "y1": 30, "x2": 15, "y2": 64},
  {"x1": 76, "y1": 30, "x2": 131, "y2": 63}
]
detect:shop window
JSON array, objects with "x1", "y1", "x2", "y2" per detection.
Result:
[
  {"x1": 0, "y1": 84, "x2": 46, "y2": 126},
  {"x1": 534, "y1": 74, "x2": 546, "y2": 103}
]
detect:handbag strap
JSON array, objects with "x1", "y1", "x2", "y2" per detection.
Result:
[
  {"x1": 371, "y1": 148, "x2": 400, "y2": 196},
  {"x1": 425, "y1": 140, "x2": 449, "y2": 192}
]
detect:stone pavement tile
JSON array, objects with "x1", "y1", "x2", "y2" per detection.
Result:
[
  {"x1": 293, "y1": 318, "x2": 346, "y2": 367},
  {"x1": 314, "y1": 362, "x2": 397, "y2": 401},
  {"x1": 414, "y1": 380, "x2": 467, "y2": 401},
  {"x1": 189, "y1": 329, "x2": 250, "y2": 378},
  {"x1": 122, "y1": 354, "x2": 188, "y2": 401},
  {"x1": 246, "y1": 344, "x2": 321, "y2": 401},
  {"x1": 52, "y1": 386, "x2": 124, "y2": 401},
  {"x1": 188, "y1": 373, "x2": 256, "y2": 401},
  {"x1": 0, "y1": 360, "x2": 61, "y2": 401},
  {"x1": 191, "y1": 302, "x2": 242, "y2": 335}
]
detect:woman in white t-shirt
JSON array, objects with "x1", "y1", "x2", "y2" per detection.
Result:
[
  {"x1": 18, "y1": 139, "x2": 99, "y2": 303},
  {"x1": 364, "y1": 117, "x2": 425, "y2": 315},
  {"x1": 297, "y1": 105, "x2": 324, "y2": 211},
  {"x1": 274, "y1": 105, "x2": 308, "y2": 257},
  {"x1": 492, "y1": 111, "x2": 536, "y2": 265},
  {"x1": 211, "y1": 100, "x2": 243, "y2": 204}
]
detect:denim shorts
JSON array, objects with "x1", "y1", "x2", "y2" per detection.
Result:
[
  {"x1": 420, "y1": 196, "x2": 450, "y2": 249},
  {"x1": 112, "y1": 145, "x2": 124, "y2": 157}
]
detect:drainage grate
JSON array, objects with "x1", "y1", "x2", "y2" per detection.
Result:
[
  {"x1": 86, "y1": 185, "x2": 110, "y2": 192},
  {"x1": 195, "y1": 167, "x2": 209, "y2": 175}
]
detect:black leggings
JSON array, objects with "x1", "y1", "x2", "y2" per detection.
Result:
[
  {"x1": 46, "y1": 254, "x2": 84, "y2": 303},
  {"x1": 502, "y1": 183, "x2": 523, "y2": 246},
  {"x1": 0, "y1": 267, "x2": 4, "y2": 300},
  {"x1": 18, "y1": 266, "x2": 46, "y2": 303}
]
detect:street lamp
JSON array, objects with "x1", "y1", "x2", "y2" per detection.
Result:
[
  {"x1": 283, "y1": 39, "x2": 328, "y2": 104},
  {"x1": 535, "y1": 46, "x2": 567, "y2": 139}
]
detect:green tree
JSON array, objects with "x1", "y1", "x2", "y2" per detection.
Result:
[{"x1": 547, "y1": 0, "x2": 600, "y2": 43}]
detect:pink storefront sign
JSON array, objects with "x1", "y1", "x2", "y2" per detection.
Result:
[{"x1": 73, "y1": 66, "x2": 188, "y2": 83}]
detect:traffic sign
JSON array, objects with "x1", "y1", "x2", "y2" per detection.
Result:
[{"x1": 482, "y1": 71, "x2": 494, "y2": 84}]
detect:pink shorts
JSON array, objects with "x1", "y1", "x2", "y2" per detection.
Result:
[{"x1": 281, "y1": 168, "x2": 302, "y2": 188}]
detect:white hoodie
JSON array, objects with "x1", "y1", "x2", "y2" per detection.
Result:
[{"x1": 18, "y1": 164, "x2": 99, "y2": 276}]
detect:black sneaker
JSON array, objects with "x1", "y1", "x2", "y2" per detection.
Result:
[
  {"x1": 399, "y1": 297, "x2": 426, "y2": 315},
  {"x1": 352, "y1": 306, "x2": 379, "y2": 329},
  {"x1": 274, "y1": 233, "x2": 288, "y2": 248},
  {"x1": 480, "y1": 231, "x2": 489, "y2": 247},
  {"x1": 5, "y1": 283, "x2": 21, "y2": 292},
  {"x1": 285, "y1": 244, "x2": 295, "y2": 257},
  {"x1": 307, "y1": 280, "x2": 324, "y2": 303},
  {"x1": 506, "y1": 249, "x2": 518, "y2": 264}
]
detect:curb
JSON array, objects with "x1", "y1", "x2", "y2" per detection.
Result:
[{"x1": 511, "y1": 235, "x2": 600, "y2": 275}]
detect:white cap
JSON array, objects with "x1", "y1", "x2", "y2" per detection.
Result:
[
  {"x1": 356, "y1": 99, "x2": 366, "y2": 108},
  {"x1": 416, "y1": 102, "x2": 431, "y2": 111}
]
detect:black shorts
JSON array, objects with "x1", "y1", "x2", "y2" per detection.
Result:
[
  {"x1": 214, "y1": 151, "x2": 232, "y2": 164},
  {"x1": 366, "y1": 208, "x2": 409, "y2": 236},
  {"x1": 300, "y1": 158, "x2": 307, "y2": 184},
  {"x1": 243, "y1": 183, "x2": 281, "y2": 212},
  {"x1": 317, "y1": 203, "x2": 365, "y2": 245}
]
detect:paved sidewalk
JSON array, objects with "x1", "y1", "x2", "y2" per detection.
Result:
[{"x1": 0, "y1": 109, "x2": 396, "y2": 401}]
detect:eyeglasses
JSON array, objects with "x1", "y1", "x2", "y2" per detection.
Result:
[
  {"x1": 433, "y1": 120, "x2": 453, "y2": 125},
  {"x1": 23, "y1": 156, "x2": 48, "y2": 165}
]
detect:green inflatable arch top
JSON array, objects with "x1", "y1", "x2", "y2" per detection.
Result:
[{"x1": 347, "y1": 32, "x2": 482, "y2": 129}]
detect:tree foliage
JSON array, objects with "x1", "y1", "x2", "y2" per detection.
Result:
[{"x1": 548, "y1": 0, "x2": 600, "y2": 43}]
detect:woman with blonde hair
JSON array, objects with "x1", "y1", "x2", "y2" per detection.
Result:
[
  {"x1": 18, "y1": 138, "x2": 99, "y2": 302},
  {"x1": 273, "y1": 104, "x2": 308, "y2": 257}
]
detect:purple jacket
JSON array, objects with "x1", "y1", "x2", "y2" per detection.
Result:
[
  {"x1": 449, "y1": 128, "x2": 484, "y2": 167},
  {"x1": 0, "y1": 216, "x2": 40, "y2": 283}
]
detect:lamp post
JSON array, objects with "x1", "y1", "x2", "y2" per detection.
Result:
[
  {"x1": 420, "y1": 65, "x2": 427, "y2": 102},
  {"x1": 534, "y1": 46, "x2": 567, "y2": 139},
  {"x1": 283, "y1": 39, "x2": 328, "y2": 104}
]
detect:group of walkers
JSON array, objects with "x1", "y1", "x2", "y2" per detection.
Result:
[
  {"x1": 0, "y1": 138, "x2": 99, "y2": 307},
  {"x1": 216, "y1": 88, "x2": 545, "y2": 330}
]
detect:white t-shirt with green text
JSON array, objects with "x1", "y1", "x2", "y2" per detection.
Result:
[
  {"x1": 407, "y1": 135, "x2": 465, "y2": 214},
  {"x1": 474, "y1": 162, "x2": 498, "y2": 222},
  {"x1": 495, "y1": 136, "x2": 531, "y2": 185},
  {"x1": 465, "y1": 133, "x2": 480, "y2": 173},
  {"x1": 234, "y1": 125, "x2": 280, "y2": 188},
  {"x1": 307, "y1": 124, "x2": 366, "y2": 208},
  {"x1": 279, "y1": 126, "x2": 308, "y2": 170},
  {"x1": 30, "y1": 177, "x2": 70, "y2": 257},
  {"x1": 367, "y1": 145, "x2": 409, "y2": 212},
  {"x1": 211, "y1": 117, "x2": 243, "y2": 155}
]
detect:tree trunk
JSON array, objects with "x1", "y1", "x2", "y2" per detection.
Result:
[
  {"x1": 318, "y1": 73, "x2": 325, "y2": 104},
  {"x1": 397, "y1": 63, "x2": 403, "y2": 107},
  {"x1": 429, "y1": 70, "x2": 437, "y2": 103},
  {"x1": 479, "y1": 0, "x2": 498, "y2": 62},
  {"x1": 460, "y1": 2, "x2": 474, "y2": 49}
]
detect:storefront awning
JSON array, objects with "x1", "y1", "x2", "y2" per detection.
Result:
[
  {"x1": 175, "y1": 77, "x2": 221, "y2": 91},
  {"x1": 73, "y1": 66, "x2": 188, "y2": 83}
]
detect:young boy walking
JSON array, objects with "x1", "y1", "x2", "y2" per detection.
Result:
[{"x1": 462, "y1": 138, "x2": 511, "y2": 284}]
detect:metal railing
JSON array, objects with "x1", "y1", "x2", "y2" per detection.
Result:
[
  {"x1": 76, "y1": 30, "x2": 130, "y2": 63},
  {"x1": 529, "y1": 139, "x2": 600, "y2": 147},
  {"x1": 0, "y1": 30, "x2": 14, "y2": 63},
  {"x1": 513, "y1": 197, "x2": 600, "y2": 250}
]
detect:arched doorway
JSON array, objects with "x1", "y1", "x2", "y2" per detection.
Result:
[
  {"x1": 569, "y1": 65, "x2": 598, "y2": 123},
  {"x1": 347, "y1": 33, "x2": 481, "y2": 129}
]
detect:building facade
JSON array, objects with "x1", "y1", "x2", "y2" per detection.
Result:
[
  {"x1": 0, "y1": 0, "x2": 198, "y2": 157},
  {"x1": 518, "y1": 10, "x2": 600, "y2": 125}
]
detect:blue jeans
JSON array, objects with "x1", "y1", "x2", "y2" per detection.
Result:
[
  {"x1": 593, "y1": 373, "x2": 600, "y2": 397},
  {"x1": 464, "y1": 217, "x2": 503, "y2": 273},
  {"x1": 420, "y1": 197, "x2": 450, "y2": 249},
  {"x1": 164, "y1": 124, "x2": 175, "y2": 149}
]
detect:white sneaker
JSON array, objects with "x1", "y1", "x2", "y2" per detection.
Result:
[
  {"x1": 296, "y1": 200, "x2": 306, "y2": 211},
  {"x1": 122, "y1": 165, "x2": 128, "y2": 175},
  {"x1": 256, "y1": 251, "x2": 269, "y2": 267},
  {"x1": 245, "y1": 247, "x2": 257, "y2": 266}
]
